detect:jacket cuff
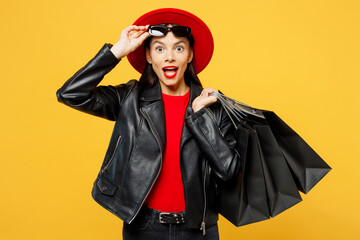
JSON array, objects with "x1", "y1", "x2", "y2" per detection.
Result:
[
  {"x1": 102, "y1": 43, "x2": 122, "y2": 64},
  {"x1": 186, "y1": 107, "x2": 208, "y2": 120}
]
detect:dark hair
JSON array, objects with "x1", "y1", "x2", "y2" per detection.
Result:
[{"x1": 138, "y1": 23, "x2": 202, "y2": 89}]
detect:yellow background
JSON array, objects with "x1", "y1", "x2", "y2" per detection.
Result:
[{"x1": 1, "y1": 0, "x2": 359, "y2": 239}]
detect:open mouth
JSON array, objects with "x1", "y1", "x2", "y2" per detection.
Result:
[{"x1": 162, "y1": 66, "x2": 178, "y2": 79}]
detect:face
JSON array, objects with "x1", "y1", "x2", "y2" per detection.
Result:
[{"x1": 145, "y1": 28, "x2": 193, "y2": 93}]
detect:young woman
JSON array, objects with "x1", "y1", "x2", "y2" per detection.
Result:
[{"x1": 57, "y1": 8, "x2": 241, "y2": 240}]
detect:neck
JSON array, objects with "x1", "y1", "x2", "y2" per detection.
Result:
[{"x1": 160, "y1": 80, "x2": 190, "y2": 96}]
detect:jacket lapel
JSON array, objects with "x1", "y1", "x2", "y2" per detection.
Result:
[
  {"x1": 139, "y1": 80, "x2": 203, "y2": 153},
  {"x1": 181, "y1": 81, "x2": 203, "y2": 146},
  {"x1": 139, "y1": 80, "x2": 166, "y2": 151}
]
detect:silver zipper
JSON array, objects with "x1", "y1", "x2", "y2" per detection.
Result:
[
  {"x1": 100, "y1": 135, "x2": 122, "y2": 174},
  {"x1": 200, "y1": 160, "x2": 208, "y2": 236},
  {"x1": 197, "y1": 108, "x2": 213, "y2": 235},
  {"x1": 179, "y1": 132, "x2": 191, "y2": 224},
  {"x1": 128, "y1": 108, "x2": 163, "y2": 224}
]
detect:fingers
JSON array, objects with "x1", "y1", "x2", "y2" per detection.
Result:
[
  {"x1": 137, "y1": 31, "x2": 151, "y2": 42},
  {"x1": 201, "y1": 87, "x2": 218, "y2": 97},
  {"x1": 125, "y1": 25, "x2": 149, "y2": 32},
  {"x1": 199, "y1": 87, "x2": 218, "y2": 106},
  {"x1": 131, "y1": 29, "x2": 150, "y2": 39},
  {"x1": 124, "y1": 25, "x2": 149, "y2": 37},
  {"x1": 128, "y1": 25, "x2": 150, "y2": 40},
  {"x1": 193, "y1": 87, "x2": 218, "y2": 112}
]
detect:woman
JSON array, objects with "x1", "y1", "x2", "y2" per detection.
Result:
[{"x1": 57, "y1": 8, "x2": 242, "y2": 240}]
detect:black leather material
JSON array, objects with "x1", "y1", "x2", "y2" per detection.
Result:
[
  {"x1": 97, "y1": 177, "x2": 117, "y2": 196},
  {"x1": 56, "y1": 43, "x2": 242, "y2": 229}
]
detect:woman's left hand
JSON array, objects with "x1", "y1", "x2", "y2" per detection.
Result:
[{"x1": 192, "y1": 88, "x2": 218, "y2": 113}]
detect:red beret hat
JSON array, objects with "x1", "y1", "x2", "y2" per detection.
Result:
[{"x1": 127, "y1": 8, "x2": 214, "y2": 74}]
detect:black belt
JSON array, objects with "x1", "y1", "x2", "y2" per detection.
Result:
[
  {"x1": 142, "y1": 205, "x2": 186, "y2": 224},
  {"x1": 158, "y1": 212, "x2": 186, "y2": 224}
]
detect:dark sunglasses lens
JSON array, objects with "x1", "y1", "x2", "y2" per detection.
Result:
[
  {"x1": 149, "y1": 26, "x2": 167, "y2": 36},
  {"x1": 171, "y1": 27, "x2": 191, "y2": 37}
]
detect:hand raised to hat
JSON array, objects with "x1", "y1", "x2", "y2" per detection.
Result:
[
  {"x1": 192, "y1": 88, "x2": 218, "y2": 113},
  {"x1": 110, "y1": 25, "x2": 150, "y2": 59}
]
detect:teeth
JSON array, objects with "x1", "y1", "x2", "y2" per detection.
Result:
[{"x1": 163, "y1": 67, "x2": 178, "y2": 71}]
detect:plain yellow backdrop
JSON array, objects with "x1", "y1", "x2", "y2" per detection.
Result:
[{"x1": 1, "y1": 0, "x2": 359, "y2": 239}]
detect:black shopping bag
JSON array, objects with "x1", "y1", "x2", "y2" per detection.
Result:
[
  {"x1": 254, "y1": 124, "x2": 302, "y2": 217},
  {"x1": 261, "y1": 111, "x2": 332, "y2": 193},
  {"x1": 217, "y1": 122, "x2": 270, "y2": 226},
  {"x1": 213, "y1": 91, "x2": 331, "y2": 227}
]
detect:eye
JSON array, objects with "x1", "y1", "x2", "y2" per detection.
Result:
[
  {"x1": 156, "y1": 47, "x2": 164, "y2": 52},
  {"x1": 176, "y1": 46, "x2": 184, "y2": 51}
]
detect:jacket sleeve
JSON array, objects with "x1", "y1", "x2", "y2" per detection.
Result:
[
  {"x1": 56, "y1": 43, "x2": 131, "y2": 121},
  {"x1": 185, "y1": 104, "x2": 243, "y2": 182}
]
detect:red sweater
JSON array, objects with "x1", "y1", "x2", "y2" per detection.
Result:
[{"x1": 145, "y1": 88, "x2": 190, "y2": 212}]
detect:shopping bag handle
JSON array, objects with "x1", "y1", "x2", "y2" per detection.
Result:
[
  {"x1": 210, "y1": 91, "x2": 265, "y2": 120},
  {"x1": 209, "y1": 92, "x2": 252, "y2": 130}
]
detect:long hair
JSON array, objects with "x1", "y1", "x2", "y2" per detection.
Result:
[{"x1": 138, "y1": 23, "x2": 202, "y2": 89}]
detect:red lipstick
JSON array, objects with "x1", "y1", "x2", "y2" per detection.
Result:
[{"x1": 162, "y1": 66, "x2": 178, "y2": 79}]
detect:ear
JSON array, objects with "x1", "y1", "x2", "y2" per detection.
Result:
[
  {"x1": 188, "y1": 48, "x2": 194, "y2": 63},
  {"x1": 145, "y1": 48, "x2": 152, "y2": 64}
]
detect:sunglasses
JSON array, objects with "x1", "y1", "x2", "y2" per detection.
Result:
[{"x1": 148, "y1": 25, "x2": 191, "y2": 37}]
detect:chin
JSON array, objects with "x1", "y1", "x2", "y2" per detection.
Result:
[{"x1": 160, "y1": 78, "x2": 180, "y2": 86}]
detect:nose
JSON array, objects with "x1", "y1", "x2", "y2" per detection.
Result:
[{"x1": 165, "y1": 50, "x2": 175, "y2": 62}]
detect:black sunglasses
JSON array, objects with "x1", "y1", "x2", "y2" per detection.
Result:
[{"x1": 148, "y1": 25, "x2": 191, "y2": 37}]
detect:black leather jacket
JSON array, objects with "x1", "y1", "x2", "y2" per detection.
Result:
[{"x1": 56, "y1": 43, "x2": 241, "y2": 232}]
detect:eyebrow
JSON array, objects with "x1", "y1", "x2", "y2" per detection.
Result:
[{"x1": 153, "y1": 40, "x2": 187, "y2": 46}]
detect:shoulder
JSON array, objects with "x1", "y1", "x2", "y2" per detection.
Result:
[
  {"x1": 113, "y1": 79, "x2": 140, "y2": 103},
  {"x1": 114, "y1": 79, "x2": 139, "y2": 90}
]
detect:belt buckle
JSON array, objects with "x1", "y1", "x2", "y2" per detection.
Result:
[
  {"x1": 159, "y1": 212, "x2": 185, "y2": 224},
  {"x1": 159, "y1": 212, "x2": 171, "y2": 223}
]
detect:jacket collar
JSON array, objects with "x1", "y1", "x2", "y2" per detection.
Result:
[
  {"x1": 139, "y1": 79, "x2": 203, "y2": 151},
  {"x1": 139, "y1": 79, "x2": 202, "y2": 105}
]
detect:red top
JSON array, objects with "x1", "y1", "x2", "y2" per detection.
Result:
[{"x1": 145, "y1": 88, "x2": 190, "y2": 212}]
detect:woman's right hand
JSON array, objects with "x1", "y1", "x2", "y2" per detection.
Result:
[{"x1": 110, "y1": 25, "x2": 150, "y2": 59}]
